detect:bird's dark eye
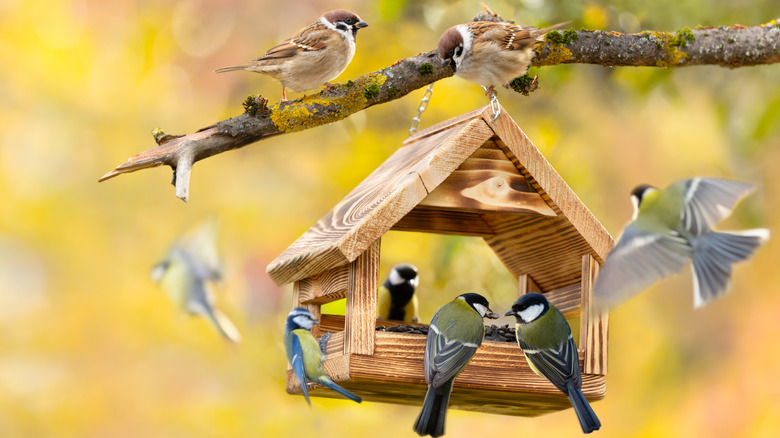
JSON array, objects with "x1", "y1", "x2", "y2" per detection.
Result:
[{"x1": 344, "y1": 17, "x2": 355, "y2": 24}]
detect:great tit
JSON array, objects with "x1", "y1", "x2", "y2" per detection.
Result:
[
  {"x1": 506, "y1": 293, "x2": 601, "y2": 434},
  {"x1": 284, "y1": 307, "x2": 362, "y2": 405},
  {"x1": 413, "y1": 293, "x2": 499, "y2": 437},
  {"x1": 593, "y1": 177, "x2": 769, "y2": 309},
  {"x1": 378, "y1": 264, "x2": 420, "y2": 323},
  {"x1": 152, "y1": 220, "x2": 241, "y2": 343}
]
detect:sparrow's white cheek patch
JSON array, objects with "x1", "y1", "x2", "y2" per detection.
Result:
[{"x1": 518, "y1": 303, "x2": 544, "y2": 322}]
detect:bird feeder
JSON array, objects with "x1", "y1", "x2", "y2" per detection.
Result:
[{"x1": 267, "y1": 105, "x2": 613, "y2": 416}]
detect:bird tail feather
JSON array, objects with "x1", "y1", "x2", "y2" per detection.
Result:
[
  {"x1": 692, "y1": 229, "x2": 769, "y2": 307},
  {"x1": 413, "y1": 382, "x2": 452, "y2": 437},
  {"x1": 532, "y1": 21, "x2": 572, "y2": 39},
  {"x1": 567, "y1": 381, "x2": 601, "y2": 434},
  {"x1": 208, "y1": 309, "x2": 242, "y2": 343},
  {"x1": 214, "y1": 65, "x2": 252, "y2": 73},
  {"x1": 321, "y1": 378, "x2": 362, "y2": 403}
]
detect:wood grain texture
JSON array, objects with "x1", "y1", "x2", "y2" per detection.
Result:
[
  {"x1": 580, "y1": 254, "x2": 608, "y2": 375},
  {"x1": 344, "y1": 239, "x2": 380, "y2": 356},
  {"x1": 292, "y1": 281, "x2": 322, "y2": 338},
  {"x1": 391, "y1": 207, "x2": 494, "y2": 236},
  {"x1": 485, "y1": 109, "x2": 615, "y2": 262},
  {"x1": 297, "y1": 266, "x2": 349, "y2": 305},
  {"x1": 418, "y1": 143, "x2": 556, "y2": 216},
  {"x1": 518, "y1": 274, "x2": 541, "y2": 295},
  {"x1": 267, "y1": 118, "x2": 494, "y2": 286},
  {"x1": 285, "y1": 331, "x2": 606, "y2": 416}
]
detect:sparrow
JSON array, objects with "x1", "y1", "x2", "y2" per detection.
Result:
[
  {"x1": 377, "y1": 264, "x2": 420, "y2": 323},
  {"x1": 593, "y1": 177, "x2": 770, "y2": 310},
  {"x1": 152, "y1": 219, "x2": 242, "y2": 343},
  {"x1": 285, "y1": 307, "x2": 362, "y2": 405},
  {"x1": 438, "y1": 21, "x2": 569, "y2": 96},
  {"x1": 216, "y1": 9, "x2": 368, "y2": 101},
  {"x1": 413, "y1": 293, "x2": 499, "y2": 437},
  {"x1": 506, "y1": 293, "x2": 601, "y2": 434}
]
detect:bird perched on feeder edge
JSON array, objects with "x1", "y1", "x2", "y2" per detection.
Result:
[
  {"x1": 284, "y1": 307, "x2": 362, "y2": 405},
  {"x1": 437, "y1": 20, "x2": 569, "y2": 98},
  {"x1": 378, "y1": 264, "x2": 420, "y2": 323},
  {"x1": 151, "y1": 219, "x2": 241, "y2": 343},
  {"x1": 506, "y1": 293, "x2": 601, "y2": 434},
  {"x1": 215, "y1": 9, "x2": 368, "y2": 102},
  {"x1": 592, "y1": 177, "x2": 770, "y2": 310},
  {"x1": 413, "y1": 293, "x2": 499, "y2": 437}
]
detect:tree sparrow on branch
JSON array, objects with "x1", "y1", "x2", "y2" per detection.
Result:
[
  {"x1": 216, "y1": 9, "x2": 368, "y2": 102},
  {"x1": 438, "y1": 21, "x2": 569, "y2": 97}
]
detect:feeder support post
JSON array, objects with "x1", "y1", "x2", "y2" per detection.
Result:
[{"x1": 344, "y1": 239, "x2": 381, "y2": 356}]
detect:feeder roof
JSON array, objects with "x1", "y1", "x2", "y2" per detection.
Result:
[{"x1": 267, "y1": 105, "x2": 614, "y2": 290}]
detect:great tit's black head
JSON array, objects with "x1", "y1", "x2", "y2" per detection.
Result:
[
  {"x1": 504, "y1": 292, "x2": 550, "y2": 324},
  {"x1": 286, "y1": 307, "x2": 318, "y2": 331},
  {"x1": 438, "y1": 26, "x2": 464, "y2": 72},
  {"x1": 323, "y1": 9, "x2": 369, "y2": 38},
  {"x1": 458, "y1": 293, "x2": 499, "y2": 319},
  {"x1": 389, "y1": 263, "x2": 418, "y2": 283},
  {"x1": 629, "y1": 184, "x2": 657, "y2": 219}
]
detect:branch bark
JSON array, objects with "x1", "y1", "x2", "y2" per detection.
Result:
[{"x1": 99, "y1": 20, "x2": 780, "y2": 201}]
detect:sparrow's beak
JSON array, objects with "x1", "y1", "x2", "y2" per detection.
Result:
[
  {"x1": 504, "y1": 310, "x2": 515, "y2": 317},
  {"x1": 485, "y1": 309, "x2": 500, "y2": 319},
  {"x1": 356, "y1": 20, "x2": 369, "y2": 28},
  {"x1": 442, "y1": 58, "x2": 456, "y2": 73}
]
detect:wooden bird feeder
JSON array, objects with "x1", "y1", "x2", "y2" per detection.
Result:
[{"x1": 267, "y1": 105, "x2": 613, "y2": 416}]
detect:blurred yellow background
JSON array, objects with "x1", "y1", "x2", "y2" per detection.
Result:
[{"x1": 1, "y1": 0, "x2": 779, "y2": 436}]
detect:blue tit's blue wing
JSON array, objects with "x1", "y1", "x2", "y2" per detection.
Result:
[
  {"x1": 593, "y1": 223, "x2": 692, "y2": 309},
  {"x1": 289, "y1": 332, "x2": 311, "y2": 406},
  {"x1": 680, "y1": 178, "x2": 756, "y2": 236},
  {"x1": 519, "y1": 335, "x2": 579, "y2": 393}
]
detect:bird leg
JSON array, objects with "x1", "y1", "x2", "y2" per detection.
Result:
[
  {"x1": 318, "y1": 332, "x2": 332, "y2": 356},
  {"x1": 280, "y1": 86, "x2": 288, "y2": 103},
  {"x1": 483, "y1": 85, "x2": 496, "y2": 97}
]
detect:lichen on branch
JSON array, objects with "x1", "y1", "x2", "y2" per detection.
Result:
[{"x1": 99, "y1": 19, "x2": 780, "y2": 201}]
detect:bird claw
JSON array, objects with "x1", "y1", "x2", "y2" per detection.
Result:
[{"x1": 319, "y1": 332, "x2": 332, "y2": 355}]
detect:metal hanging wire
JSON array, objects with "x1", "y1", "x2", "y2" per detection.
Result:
[
  {"x1": 482, "y1": 86, "x2": 501, "y2": 121},
  {"x1": 408, "y1": 84, "x2": 435, "y2": 136}
]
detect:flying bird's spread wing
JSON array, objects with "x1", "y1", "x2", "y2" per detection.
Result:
[
  {"x1": 680, "y1": 177, "x2": 756, "y2": 236},
  {"x1": 593, "y1": 223, "x2": 692, "y2": 308}
]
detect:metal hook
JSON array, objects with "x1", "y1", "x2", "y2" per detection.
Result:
[
  {"x1": 482, "y1": 86, "x2": 501, "y2": 121},
  {"x1": 409, "y1": 84, "x2": 435, "y2": 136}
]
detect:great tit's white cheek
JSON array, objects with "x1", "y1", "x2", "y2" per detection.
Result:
[
  {"x1": 630, "y1": 195, "x2": 640, "y2": 220},
  {"x1": 473, "y1": 303, "x2": 488, "y2": 318},
  {"x1": 388, "y1": 269, "x2": 405, "y2": 286},
  {"x1": 518, "y1": 303, "x2": 544, "y2": 323}
]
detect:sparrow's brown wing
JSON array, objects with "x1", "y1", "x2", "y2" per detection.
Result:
[
  {"x1": 468, "y1": 21, "x2": 538, "y2": 51},
  {"x1": 255, "y1": 22, "x2": 331, "y2": 61}
]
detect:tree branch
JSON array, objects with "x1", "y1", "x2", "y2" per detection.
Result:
[{"x1": 99, "y1": 19, "x2": 780, "y2": 201}]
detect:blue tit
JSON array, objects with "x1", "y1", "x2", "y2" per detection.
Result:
[
  {"x1": 151, "y1": 220, "x2": 241, "y2": 343},
  {"x1": 284, "y1": 307, "x2": 362, "y2": 405},
  {"x1": 378, "y1": 264, "x2": 420, "y2": 323},
  {"x1": 413, "y1": 293, "x2": 499, "y2": 437},
  {"x1": 594, "y1": 177, "x2": 769, "y2": 309},
  {"x1": 506, "y1": 293, "x2": 601, "y2": 434}
]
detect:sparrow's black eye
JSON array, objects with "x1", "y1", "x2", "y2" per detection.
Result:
[{"x1": 344, "y1": 17, "x2": 355, "y2": 24}]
